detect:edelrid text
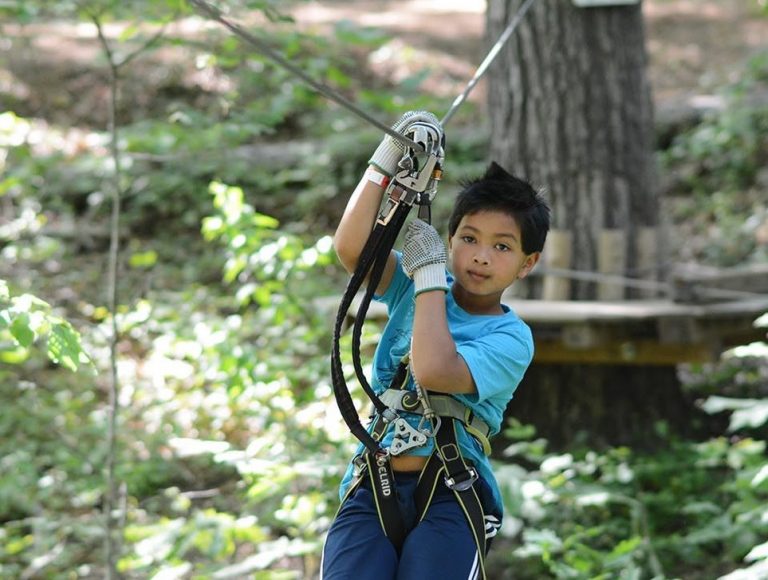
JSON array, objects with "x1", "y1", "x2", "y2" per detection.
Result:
[{"x1": 376, "y1": 458, "x2": 391, "y2": 497}]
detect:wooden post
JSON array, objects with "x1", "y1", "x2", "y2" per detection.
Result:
[
  {"x1": 635, "y1": 226, "x2": 658, "y2": 298},
  {"x1": 542, "y1": 229, "x2": 572, "y2": 300},
  {"x1": 597, "y1": 229, "x2": 626, "y2": 300}
]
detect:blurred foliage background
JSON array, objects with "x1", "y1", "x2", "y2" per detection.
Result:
[{"x1": 1, "y1": 0, "x2": 767, "y2": 578}]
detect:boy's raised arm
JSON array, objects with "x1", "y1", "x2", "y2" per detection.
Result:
[
  {"x1": 333, "y1": 111, "x2": 442, "y2": 294},
  {"x1": 402, "y1": 219, "x2": 477, "y2": 395},
  {"x1": 333, "y1": 168, "x2": 390, "y2": 275}
]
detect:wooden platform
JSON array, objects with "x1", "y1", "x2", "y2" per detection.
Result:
[
  {"x1": 507, "y1": 298, "x2": 768, "y2": 365},
  {"x1": 342, "y1": 296, "x2": 768, "y2": 366}
]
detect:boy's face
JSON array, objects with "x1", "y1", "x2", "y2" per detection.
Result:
[{"x1": 448, "y1": 210, "x2": 540, "y2": 312}]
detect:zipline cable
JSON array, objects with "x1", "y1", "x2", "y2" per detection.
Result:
[
  {"x1": 187, "y1": 0, "x2": 423, "y2": 152},
  {"x1": 535, "y1": 266, "x2": 768, "y2": 301},
  {"x1": 441, "y1": 0, "x2": 539, "y2": 125}
]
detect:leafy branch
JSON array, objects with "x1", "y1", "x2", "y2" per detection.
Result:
[{"x1": 0, "y1": 280, "x2": 93, "y2": 371}]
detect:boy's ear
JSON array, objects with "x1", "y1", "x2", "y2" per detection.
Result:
[{"x1": 517, "y1": 252, "x2": 541, "y2": 280}]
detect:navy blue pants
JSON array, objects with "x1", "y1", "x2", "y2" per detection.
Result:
[{"x1": 321, "y1": 471, "x2": 495, "y2": 580}]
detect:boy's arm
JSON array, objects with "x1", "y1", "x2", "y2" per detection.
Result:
[
  {"x1": 412, "y1": 292, "x2": 476, "y2": 395},
  {"x1": 333, "y1": 170, "x2": 397, "y2": 296},
  {"x1": 333, "y1": 110, "x2": 442, "y2": 295},
  {"x1": 402, "y1": 219, "x2": 477, "y2": 395}
]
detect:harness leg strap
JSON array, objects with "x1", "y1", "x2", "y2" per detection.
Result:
[
  {"x1": 365, "y1": 450, "x2": 407, "y2": 552},
  {"x1": 414, "y1": 420, "x2": 489, "y2": 578}
]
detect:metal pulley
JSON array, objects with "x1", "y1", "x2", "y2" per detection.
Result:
[{"x1": 377, "y1": 121, "x2": 444, "y2": 226}]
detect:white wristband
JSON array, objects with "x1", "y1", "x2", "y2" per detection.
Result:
[
  {"x1": 413, "y1": 263, "x2": 448, "y2": 296},
  {"x1": 365, "y1": 167, "x2": 391, "y2": 188}
]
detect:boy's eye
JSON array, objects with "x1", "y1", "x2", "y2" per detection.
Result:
[
  {"x1": 461, "y1": 236, "x2": 475, "y2": 243},
  {"x1": 496, "y1": 243, "x2": 510, "y2": 252}
]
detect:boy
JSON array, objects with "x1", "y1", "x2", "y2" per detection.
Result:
[{"x1": 323, "y1": 111, "x2": 550, "y2": 579}]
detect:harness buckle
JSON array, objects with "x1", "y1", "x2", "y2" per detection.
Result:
[
  {"x1": 381, "y1": 407, "x2": 398, "y2": 424},
  {"x1": 445, "y1": 467, "x2": 479, "y2": 492},
  {"x1": 376, "y1": 184, "x2": 418, "y2": 226},
  {"x1": 352, "y1": 455, "x2": 366, "y2": 477}
]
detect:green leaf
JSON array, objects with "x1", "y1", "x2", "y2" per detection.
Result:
[
  {"x1": 746, "y1": 540, "x2": 768, "y2": 562},
  {"x1": 731, "y1": 403, "x2": 768, "y2": 430},
  {"x1": 253, "y1": 285, "x2": 271, "y2": 307},
  {"x1": 0, "y1": 176, "x2": 21, "y2": 196},
  {"x1": 129, "y1": 250, "x2": 158, "y2": 269},
  {"x1": 47, "y1": 321, "x2": 90, "y2": 372},
  {"x1": 118, "y1": 23, "x2": 140, "y2": 42},
  {"x1": 0, "y1": 344, "x2": 29, "y2": 364},
  {"x1": 609, "y1": 536, "x2": 642, "y2": 557},
  {"x1": 253, "y1": 213, "x2": 279, "y2": 229},
  {"x1": 10, "y1": 312, "x2": 35, "y2": 347}
]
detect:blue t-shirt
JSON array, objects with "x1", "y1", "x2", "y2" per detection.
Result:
[{"x1": 338, "y1": 252, "x2": 534, "y2": 514}]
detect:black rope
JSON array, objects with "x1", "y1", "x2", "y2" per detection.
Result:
[
  {"x1": 351, "y1": 204, "x2": 409, "y2": 396},
  {"x1": 330, "y1": 202, "x2": 411, "y2": 453}
]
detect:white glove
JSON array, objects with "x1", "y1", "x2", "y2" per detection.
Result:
[
  {"x1": 369, "y1": 111, "x2": 442, "y2": 177},
  {"x1": 402, "y1": 219, "x2": 448, "y2": 296}
]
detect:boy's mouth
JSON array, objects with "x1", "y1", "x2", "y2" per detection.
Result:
[{"x1": 467, "y1": 270, "x2": 490, "y2": 282}]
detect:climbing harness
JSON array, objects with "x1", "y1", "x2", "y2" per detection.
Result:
[
  {"x1": 338, "y1": 356, "x2": 494, "y2": 577},
  {"x1": 187, "y1": 0, "x2": 539, "y2": 574}
]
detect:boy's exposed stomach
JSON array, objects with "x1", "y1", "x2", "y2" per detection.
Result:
[{"x1": 391, "y1": 455, "x2": 428, "y2": 471}]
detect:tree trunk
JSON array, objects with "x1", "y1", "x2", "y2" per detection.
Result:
[
  {"x1": 487, "y1": 0, "x2": 661, "y2": 300},
  {"x1": 484, "y1": 1, "x2": 700, "y2": 450}
]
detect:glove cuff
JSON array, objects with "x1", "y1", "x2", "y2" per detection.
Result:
[
  {"x1": 369, "y1": 141, "x2": 402, "y2": 177},
  {"x1": 413, "y1": 263, "x2": 448, "y2": 296}
]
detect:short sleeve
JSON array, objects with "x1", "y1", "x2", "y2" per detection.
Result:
[
  {"x1": 455, "y1": 323, "x2": 533, "y2": 404},
  {"x1": 374, "y1": 251, "x2": 412, "y2": 312}
]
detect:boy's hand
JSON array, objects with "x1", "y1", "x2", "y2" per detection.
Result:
[
  {"x1": 402, "y1": 219, "x2": 449, "y2": 296},
  {"x1": 369, "y1": 111, "x2": 442, "y2": 177}
]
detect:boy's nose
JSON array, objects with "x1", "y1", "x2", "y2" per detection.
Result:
[{"x1": 473, "y1": 252, "x2": 490, "y2": 265}]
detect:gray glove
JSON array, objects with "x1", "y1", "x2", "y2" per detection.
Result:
[
  {"x1": 402, "y1": 219, "x2": 448, "y2": 296},
  {"x1": 369, "y1": 111, "x2": 442, "y2": 177}
]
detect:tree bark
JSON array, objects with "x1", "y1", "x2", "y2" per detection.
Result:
[
  {"x1": 487, "y1": 0, "x2": 661, "y2": 299},
  {"x1": 495, "y1": 364, "x2": 729, "y2": 453}
]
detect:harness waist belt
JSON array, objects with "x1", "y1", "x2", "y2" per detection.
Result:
[{"x1": 378, "y1": 389, "x2": 492, "y2": 455}]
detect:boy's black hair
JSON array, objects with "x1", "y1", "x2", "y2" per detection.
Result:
[{"x1": 448, "y1": 161, "x2": 550, "y2": 254}]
